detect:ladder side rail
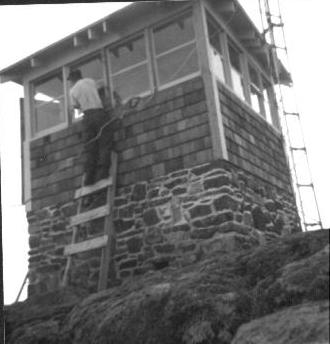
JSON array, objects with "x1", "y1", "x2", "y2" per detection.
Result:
[
  {"x1": 98, "y1": 151, "x2": 118, "y2": 291},
  {"x1": 262, "y1": 0, "x2": 323, "y2": 230}
]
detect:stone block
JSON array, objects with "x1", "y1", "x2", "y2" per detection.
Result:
[
  {"x1": 191, "y1": 226, "x2": 218, "y2": 239},
  {"x1": 154, "y1": 244, "x2": 175, "y2": 254},
  {"x1": 251, "y1": 206, "x2": 271, "y2": 231},
  {"x1": 119, "y1": 259, "x2": 137, "y2": 270},
  {"x1": 217, "y1": 221, "x2": 252, "y2": 235},
  {"x1": 213, "y1": 194, "x2": 240, "y2": 212},
  {"x1": 149, "y1": 196, "x2": 172, "y2": 208},
  {"x1": 143, "y1": 208, "x2": 160, "y2": 226},
  {"x1": 145, "y1": 227, "x2": 163, "y2": 245},
  {"x1": 204, "y1": 175, "x2": 231, "y2": 190},
  {"x1": 127, "y1": 237, "x2": 143, "y2": 254},
  {"x1": 119, "y1": 204, "x2": 135, "y2": 219},
  {"x1": 114, "y1": 197, "x2": 128, "y2": 207},
  {"x1": 114, "y1": 219, "x2": 135, "y2": 233},
  {"x1": 243, "y1": 211, "x2": 254, "y2": 227},
  {"x1": 29, "y1": 235, "x2": 41, "y2": 249},
  {"x1": 172, "y1": 186, "x2": 187, "y2": 196},
  {"x1": 119, "y1": 270, "x2": 132, "y2": 278},
  {"x1": 172, "y1": 223, "x2": 190, "y2": 232},
  {"x1": 178, "y1": 241, "x2": 196, "y2": 253},
  {"x1": 192, "y1": 211, "x2": 234, "y2": 228},
  {"x1": 189, "y1": 204, "x2": 212, "y2": 219}
]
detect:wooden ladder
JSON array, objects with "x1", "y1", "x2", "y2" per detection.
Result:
[{"x1": 62, "y1": 151, "x2": 118, "y2": 291}]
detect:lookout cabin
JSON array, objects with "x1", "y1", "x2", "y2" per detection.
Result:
[{"x1": 0, "y1": 0, "x2": 300, "y2": 295}]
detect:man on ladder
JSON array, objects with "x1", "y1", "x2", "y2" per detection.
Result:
[{"x1": 68, "y1": 69, "x2": 113, "y2": 186}]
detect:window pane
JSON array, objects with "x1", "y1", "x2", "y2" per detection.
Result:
[
  {"x1": 248, "y1": 65, "x2": 259, "y2": 88},
  {"x1": 35, "y1": 97, "x2": 65, "y2": 132},
  {"x1": 35, "y1": 75, "x2": 63, "y2": 99},
  {"x1": 262, "y1": 80, "x2": 273, "y2": 124},
  {"x1": 210, "y1": 47, "x2": 225, "y2": 82},
  {"x1": 112, "y1": 63, "x2": 150, "y2": 101},
  {"x1": 156, "y1": 43, "x2": 199, "y2": 85},
  {"x1": 231, "y1": 67, "x2": 244, "y2": 99},
  {"x1": 229, "y1": 45, "x2": 241, "y2": 72},
  {"x1": 251, "y1": 86, "x2": 261, "y2": 113},
  {"x1": 71, "y1": 57, "x2": 104, "y2": 84},
  {"x1": 207, "y1": 19, "x2": 225, "y2": 82},
  {"x1": 110, "y1": 36, "x2": 146, "y2": 74},
  {"x1": 154, "y1": 15, "x2": 195, "y2": 55},
  {"x1": 34, "y1": 74, "x2": 65, "y2": 133},
  {"x1": 207, "y1": 20, "x2": 222, "y2": 54}
]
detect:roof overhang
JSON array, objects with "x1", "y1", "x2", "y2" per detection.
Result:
[
  {"x1": 208, "y1": 0, "x2": 291, "y2": 84},
  {"x1": 0, "y1": 2, "x2": 161, "y2": 84},
  {"x1": 0, "y1": 0, "x2": 291, "y2": 86}
]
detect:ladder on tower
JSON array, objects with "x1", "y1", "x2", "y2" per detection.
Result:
[
  {"x1": 259, "y1": 0, "x2": 323, "y2": 231},
  {"x1": 62, "y1": 151, "x2": 118, "y2": 290}
]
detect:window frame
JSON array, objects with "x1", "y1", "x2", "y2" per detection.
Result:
[
  {"x1": 203, "y1": 3, "x2": 280, "y2": 130},
  {"x1": 248, "y1": 62, "x2": 266, "y2": 117},
  {"x1": 151, "y1": 11, "x2": 201, "y2": 91},
  {"x1": 30, "y1": 68, "x2": 68, "y2": 139},
  {"x1": 107, "y1": 32, "x2": 153, "y2": 104},
  {"x1": 68, "y1": 52, "x2": 108, "y2": 121},
  {"x1": 206, "y1": 16, "x2": 228, "y2": 84}
]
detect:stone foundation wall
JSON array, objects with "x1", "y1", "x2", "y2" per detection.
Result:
[{"x1": 27, "y1": 159, "x2": 300, "y2": 295}]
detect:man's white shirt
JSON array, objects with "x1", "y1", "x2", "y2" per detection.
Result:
[{"x1": 70, "y1": 78, "x2": 103, "y2": 112}]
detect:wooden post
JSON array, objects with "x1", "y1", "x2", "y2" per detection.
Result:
[
  {"x1": 98, "y1": 151, "x2": 118, "y2": 291},
  {"x1": 193, "y1": 0, "x2": 228, "y2": 160}
]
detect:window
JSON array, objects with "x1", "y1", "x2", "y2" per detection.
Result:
[
  {"x1": 248, "y1": 64, "x2": 263, "y2": 115},
  {"x1": 109, "y1": 35, "x2": 151, "y2": 102},
  {"x1": 207, "y1": 18, "x2": 226, "y2": 83},
  {"x1": 262, "y1": 78, "x2": 274, "y2": 124},
  {"x1": 228, "y1": 44, "x2": 245, "y2": 99},
  {"x1": 33, "y1": 73, "x2": 65, "y2": 134},
  {"x1": 69, "y1": 55, "x2": 106, "y2": 119},
  {"x1": 153, "y1": 14, "x2": 199, "y2": 87}
]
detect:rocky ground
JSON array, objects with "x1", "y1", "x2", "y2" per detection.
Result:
[{"x1": 5, "y1": 229, "x2": 329, "y2": 344}]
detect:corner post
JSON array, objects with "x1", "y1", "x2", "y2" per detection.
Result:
[{"x1": 193, "y1": 0, "x2": 228, "y2": 160}]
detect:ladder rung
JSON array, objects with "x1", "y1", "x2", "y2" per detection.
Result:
[
  {"x1": 64, "y1": 235, "x2": 108, "y2": 256},
  {"x1": 297, "y1": 183, "x2": 313, "y2": 188},
  {"x1": 75, "y1": 177, "x2": 113, "y2": 199},
  {"x1": 284, "y1": 112, "x2": 299, "y2": 116},
  {"x1": 70, "y1": 205, "x2": 109, "y2": 226},
  {"x1": 291, "y1": 147, "x2": 306, "y2": 151},
  {"x1": 305, "y1": 222, "x2": 322, "y2": 227}
]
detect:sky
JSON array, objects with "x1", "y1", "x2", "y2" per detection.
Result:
[{"x1": 0, "y1": 1, "x2": 329, "y2": 305}]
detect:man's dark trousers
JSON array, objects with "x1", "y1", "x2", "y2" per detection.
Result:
[{"x1": 83, "y1": 109, "x2": 113, "y2": 185}]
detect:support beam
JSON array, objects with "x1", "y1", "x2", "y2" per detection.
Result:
[
  {"x1": 73, "y1": 35, "x2": 85, "y2": 47},
  {"x1": 236, "y1": 29, "x2": 256, "y2": 41},
  {"x1": 193, "y1": 0, "x2": 228, "y2": 160},
  {"x1": 30, "y1": 57, "x2": 41, "y2": 68},
  {"x1": 102, "y1": 21, "x2": 108, "y2": 33},
  {"x1": 87, "y1": 28, "x2": 99, "y2": 41},
  {"x1": 216, "y1": 0, "x2": 236, "y2": 15}
]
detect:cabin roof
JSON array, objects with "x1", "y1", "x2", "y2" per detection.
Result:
[{"x1": 0, "y1": 0, "x2": 290, "y2": 85}]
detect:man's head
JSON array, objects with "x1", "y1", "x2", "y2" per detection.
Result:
[{"x1": 67, "y1": 69, "x2": 82, "y2": 85}]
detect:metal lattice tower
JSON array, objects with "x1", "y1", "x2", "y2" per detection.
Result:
[{"x1": 258, "y1": 0, "x2": 323, "y2": 231}]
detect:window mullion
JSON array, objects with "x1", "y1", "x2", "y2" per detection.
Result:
[
  {"x1": 105, "y1": 48, "x2": 115, "y2": 106},
  {"x1": 257, "y1": 72, "x2": 266, "y2": 118},
  {"x1": 145, "y1": 28, "x2": 156, "y2": 94},
  {"x1": 241, "y1": 52, "x2": 250, "y2": 103},
  {"x1": 220, "y1": 32, "x2": 232, "y2": 88},
  {"x1": 62, "y1": 66, "x2": 71, "y2": 126}
]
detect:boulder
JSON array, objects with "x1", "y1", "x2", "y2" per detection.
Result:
[{"x1": 5, "y1": 230, "x2": 329, "y2": 344}]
